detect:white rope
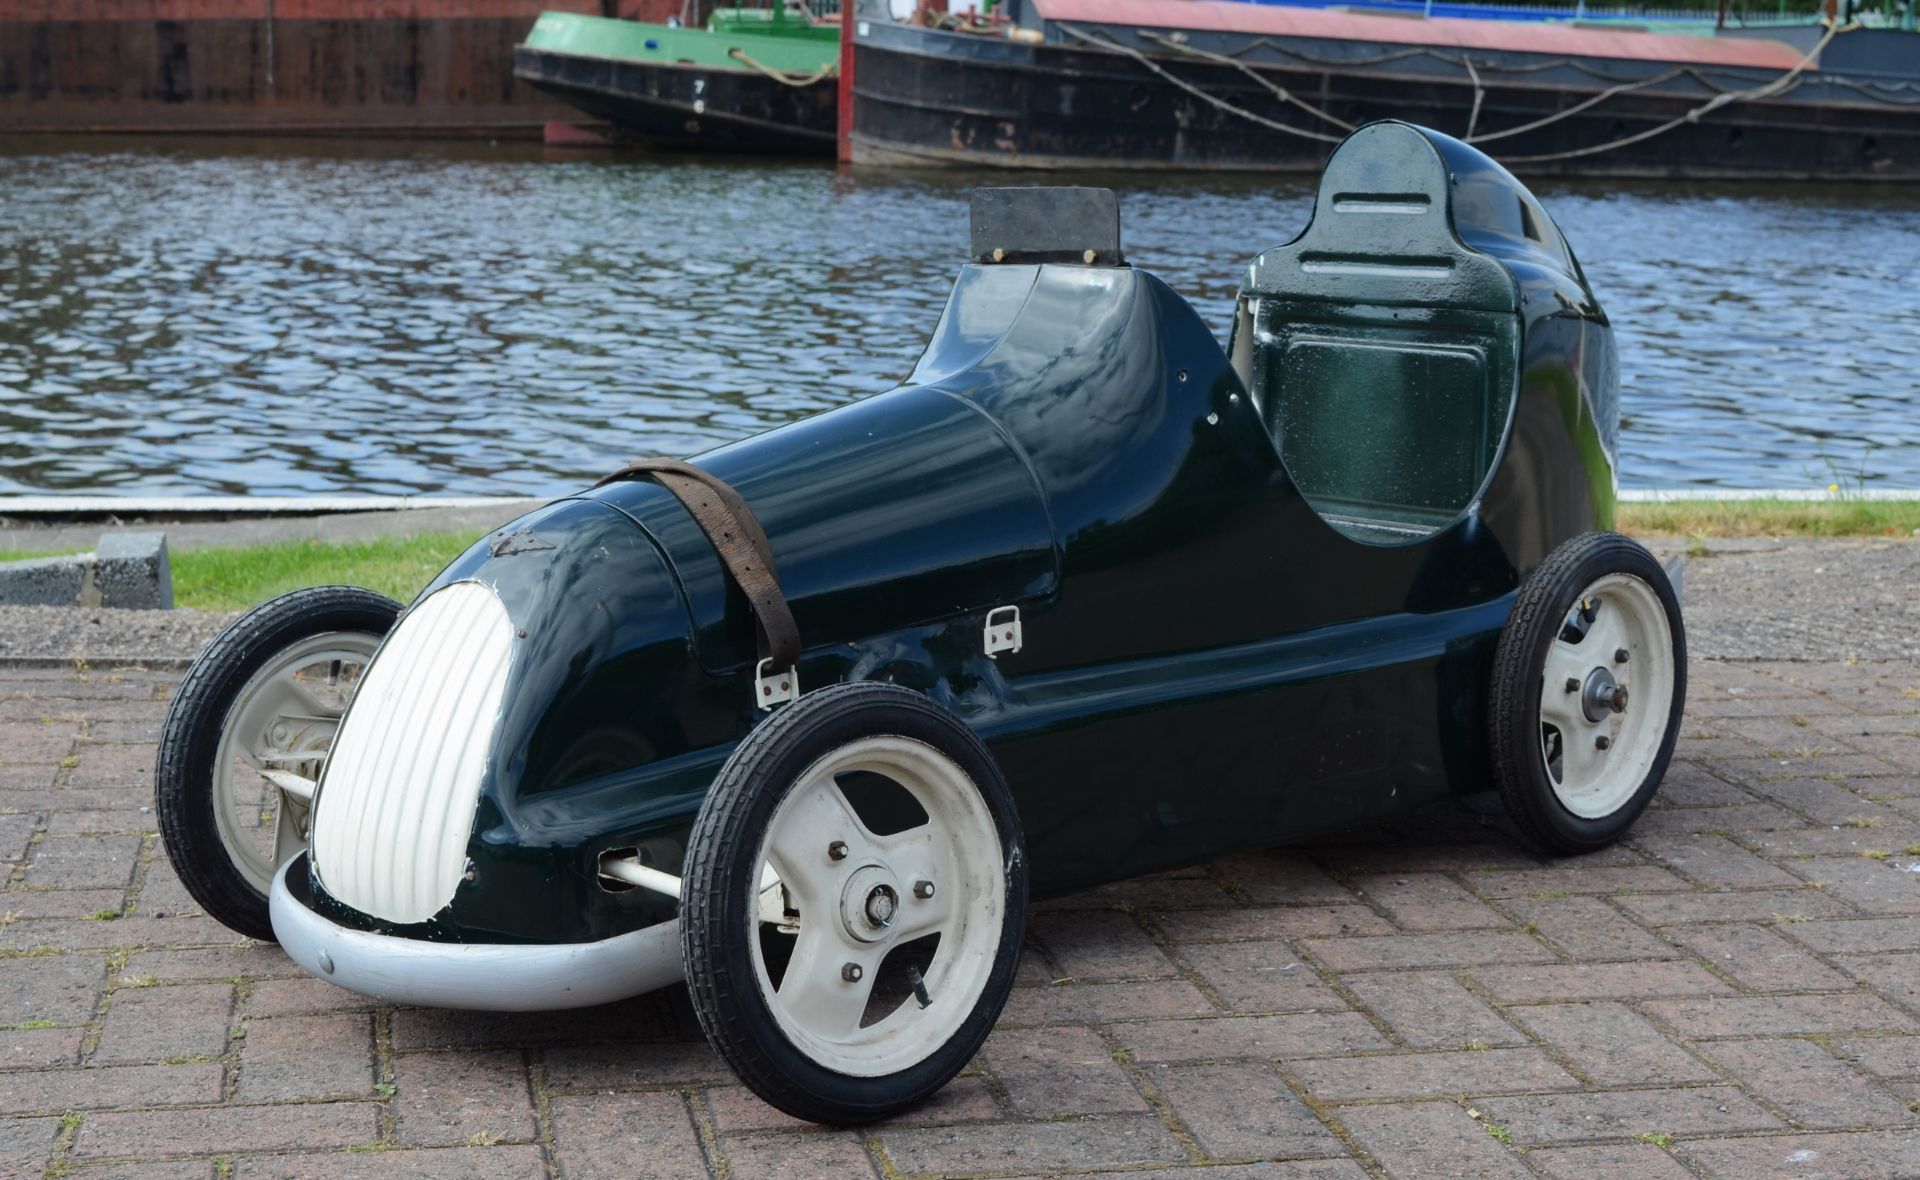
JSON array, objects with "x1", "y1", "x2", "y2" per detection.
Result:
[
  {"x1": 1060, "y1": 26, "x2": 1347, "y2": 142},
  {"x1": 726, "y1": 46, "x2": 837, "y2": 87},
  {"x1": 1136, "y1": 30, "x2": 1356, "y2": 131},
  {"x1": 1501, "y1": 19, "x2": 1848, "y2": 163}
]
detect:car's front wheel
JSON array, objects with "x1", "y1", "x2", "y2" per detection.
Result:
[
  {"x1": 1488, "y1": 532, "x2": 1686, "y2": 855},
  {"x1": 680, "y1": 682, "x2": 1027, "y2": 1125},
  {"x1": 155, "y1": 585, "x2": 401, "y2": 941}
]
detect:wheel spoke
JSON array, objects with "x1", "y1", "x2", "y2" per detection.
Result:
[
  {"x1": 1557, "y1": 721, "x2": 1607, "y2": 789},
  {"x1": 1540, "y1": 636, "x2": 1592, "y2": 733},
  {"x1": 763, "y1": 773, "x2": 875, "y2": 913},
  {"x1": 877, "y1": 827, "x2": 952, "y2": 942},
  {"x1": 775, "y1": 925, "x2": 879, "y2": 1039},
  {"x1": 270, "y1": 790, "x2": 309, "y2": 868}
]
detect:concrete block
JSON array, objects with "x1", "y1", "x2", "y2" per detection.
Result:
[
  {"x1": 0, "y1": 532, "x2": 172, "y2": 610},
  {"x1": 92, "y1": 532, "x2": 173, "y2": 610}
]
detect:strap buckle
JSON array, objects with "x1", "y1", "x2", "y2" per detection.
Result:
[{"x1": 755, "y1": 658, "x2": 799, "y2": 710}]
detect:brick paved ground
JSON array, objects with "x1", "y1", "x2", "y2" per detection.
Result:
[{"x1": 2, "y1": 652, "x2": 1918, "y2": 1179}]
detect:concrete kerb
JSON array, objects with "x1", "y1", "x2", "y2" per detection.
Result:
[{"x1": 0, "y1": 532, "x2": 172, "y2": 610}]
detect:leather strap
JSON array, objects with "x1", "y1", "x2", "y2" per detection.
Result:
[{"x1": 593, "y1": 458, "x2": 802, "y2": 672}]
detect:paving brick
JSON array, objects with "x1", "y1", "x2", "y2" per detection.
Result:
[
  {"x1": 548, "y1": 1091, "x2": 708, "y2": 1180},
  {"x1": 65, "y1": 743, "x2": 155, "y2": 790},
  {"x1": 1630, "y1": 800, "x2": 1804, "y2": 836},
  {"x1": 1613, "y1": 889, "x2": 1856, "y2": 926},
  {"x1": 1160, "y1": 905, "x2": 1393, "y2": 942},
  {"x1": 1031, "y1": 912, "x2": 1177, "y2": 981},
  {"x1": 0, "y1": 815, "x2": 33, "y2": 863},
  {"x1": 0, "y1": 723, "x2": 79, "y2": 764},
  {"x1": 240, "y1": 977, "x2": 380, "y2": 1019},
  {"x1": 1311, "y1": 844, "x2": 1539, "y2": 877},
  {"x1": 123, "y1": 945, "x2": 301, "y2": 983},
  {"x1": 0, "y1": 1062, "x2": 222, "y2": 1115},
  {"x1": 1798, "y1": 856, "x2": 1920, "y2": 915},
  {"x1": 93, "y1": 982, "x2": 232, "y2": 1064},
  {"x1": 1153, "y1": 1062, "x2": 1343, "y2": 1158},
  {"x1": 1000, "y1": 979, "x2": 1215, "y2": 1026},
  {"x1": 721, "y1": 1132, "x2": 876, "y2": 1180},
  {"x1": 1118, "y1": 1013, "x2": 1390, "y2": 1063},
  {"x1": 1840, "y1": 1035, "x2": 1920, "y2": 1079},
  {"x1": 0, "y1": 1025, "x2": 85, "y2": 1072},
  {"x1": 984, "y1": 1025, "x2": 1146, "y2": 1117},
  {"x1": 0, "y1": 953, "x2": 104, "y2": 1023},
  {"x1": 1077, "y1": 870, "x2": 1237, "y2": 911},
  {"x1": 1340, "y1": 972, "x2": 1524, "y2": 1050},
  {"x1": 879, "y1": 1113, "x2": 1185, "y2": 1174},
  {"x1": 393, "y1": 1049, "x2": 538, "y2": 1147},
  {"x1": 1634, "y1": 834, "x2": 1804, "y2": 889},
  {"x1": 1005, "y1": 1165, "x2": 1369, "y2": 1180},
  {"x1": 1668, "y1": 922, "x2": 1857, "y2": 991},
  {"x1": 0, "y1": 914, "x2": 231, "y2": 953},
  {"x1": 389, "y1": 995, "x2": 682, "y2": 1051},
  {"x1": 1678, "y1": 1129, "x2": 1920, "y2": 1179},
  {"x1": 1834, "y1": 952, "x2": 1920, "y2": 1016},
  {"x1": 1784, "y1": 916, "x2": 1920, "y2": 954},
  {"x1": 1703, "y1": 1038, "x2": 1914, "y2": 1128},
  {"x1": 75, "y1": 1162, "x2": 214, "y2": 1180},
  {"x1": 1337, "y1": 1100, "x2": 1533, "y2": 1179},
  {"x1": 134, "y1": 862, "x2": 202, "y2": 918},
  {"x1": 1744, "y1": 778, "x2": 1910, "y2": 827},
  {"x1": 1477, "y1": 1086, "x2": 1781, "y2": 1145},
  {"x1": 1289, "y1": 1047, "x2": 1577, "y2": 1101},
  {"x1": 0, "y1": 1114, "x2": 57, "y2": 1177},
  {"x1": 1650, "y1": 763, "x2": 1759, "y2": 807},
  {"x1": 21, "y1": 834, "x2": 142, "y2": 890},
  {"x1": 237, "y1": 1012, "x2": 372, "y2": 1102},
  {"x1": 1351, "y1": 874, "x2": 1508, "y2": 932},
  {"x1": 1529, "y1": 1142, "x2": 1696, "y2": 1180},
  {"x1": 1214, "y1": 851, "x2": 1358, "y2": 906},
  {"x1": 0, "y1": 888, "x2": 124, "y2": 920},
  {"x1": 542, "y1": 1040, "x2": 732, "y2": 1090},
  {"x1": 233, "y1": 1145, "x2": 547, "y2": 1180},
  {"x1": 1179, "y1": 940, "x2": 1341, "y2": 1014},
  {"x1": 1508, "y1": 1001, "x2": 1717, "y2": 1086},
  {"x1": 1642, "y1": 993, "x2": 1914, "y2": 1038},
  {"x1": 41, "y1": 804, "x2": 160, "y2": 838},
  {"x1": 1746, "y1": 826, "x2": 1920, "y2": 859},
  {"x1": 1506, "y1": 895, "x2": 1678, "y2": 961},
  {"x1": 1307, "y1": 932, "x2": 1558, "y2": 973},
  {"x1": 1471, "y1": 961, "x2": 1730, "y2": 1003},
  {"x1": 1474, "y1": 865, "x2": 1690, "y2": 898},
  {"x1": 73, "y1": 1103, "x2": 378, "y2": 1158}
]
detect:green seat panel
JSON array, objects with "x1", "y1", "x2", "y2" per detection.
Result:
[{"x1": 1236, "y1": 122, "x2": 1523, "y2": 544}]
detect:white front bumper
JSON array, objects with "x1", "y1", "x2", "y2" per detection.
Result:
[{"x1": 270, "y1": 856, "x2": 684, "y2": 1012}]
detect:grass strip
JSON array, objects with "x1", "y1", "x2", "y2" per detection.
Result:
[{"x1": 2, "y1": 498, "x2": 1916, "y2": 613}]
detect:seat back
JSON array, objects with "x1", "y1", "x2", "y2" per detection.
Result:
[{"x1": 1237, "y1": 122, "x2": 1521, "y2": 542}]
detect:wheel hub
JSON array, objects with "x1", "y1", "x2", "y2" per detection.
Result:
[
  {"x1": 840, "y1": 865, "x2": 901, "y2": 943},
  {"x1": 1581, "y1": 667, "x2": 1628, "y2": 724}
]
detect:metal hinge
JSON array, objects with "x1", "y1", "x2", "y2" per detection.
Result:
[
  {"x1": 984, "y1": 605, "x2": 1023, "y2": 659},
  {"x1": 755, "y1": 657, "x2": 799, "y2": 710}
]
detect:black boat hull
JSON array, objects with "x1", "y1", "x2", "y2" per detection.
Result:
[
  {"x1": 514, "y1": 47, "x2": 837, "y2": 156},
  {"x1": 848, "y1": 21, "x2": 1918, "y2": 180}
]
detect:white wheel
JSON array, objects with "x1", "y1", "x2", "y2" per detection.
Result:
[
  {"x1": 681, "y1": 682, "x2": 1027, "y2": 1125},
  {"x1": 1489, "y1": 533, "x2": 1686, "y2": 855},
  {"x1": 157, "y1": 586, "x2": 401, "y2": 941},
  {"x1": 211, "y1": 632, "x2": 379, "y2": 894},
  {"x1": 1537, "y1": 573, "x2": 1677, "y2": 820},
  {"x1": 751, "y1": 735, "x2": 1005, "y2": 1077}
]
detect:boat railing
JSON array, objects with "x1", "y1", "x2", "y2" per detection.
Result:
[{"x1": 1242, "y1": 0, "x2": 1831, "y2": 26}]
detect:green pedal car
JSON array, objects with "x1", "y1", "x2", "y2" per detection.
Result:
[{"x1": 157, "y1": 121, "x2": 1685, "y2": 1125}]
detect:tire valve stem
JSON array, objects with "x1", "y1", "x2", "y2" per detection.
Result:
[{"x1": 907, "y1": 966, "x2": 932, "y2": 1009}]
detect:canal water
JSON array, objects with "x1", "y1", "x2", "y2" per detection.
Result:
[{"x1": 1, "y1": 137, "x2": 1916, "y2": 497}]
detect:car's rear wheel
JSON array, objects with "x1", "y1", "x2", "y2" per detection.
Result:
[
  {"x1": 156, "y1": 585, "x2": 401, "y2": 940},
  {"x1": 681, "y1": 682, "x2": 1027, "y2": 1125},
  {"x1": 1488, "y1": 532, "x2": 1685, "y2": 855}
]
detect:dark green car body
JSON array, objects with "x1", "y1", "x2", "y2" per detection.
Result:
[{"x1": 302, "y1": 122, "x2": 1617, "y2": 948}]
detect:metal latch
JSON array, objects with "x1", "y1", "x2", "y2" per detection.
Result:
[
  {"x1": 755, "y1": 657, "x2": 799, "y2": 710},
  {"x1": 984, "y1": 606, "x2": 1023, "y2": 659}
]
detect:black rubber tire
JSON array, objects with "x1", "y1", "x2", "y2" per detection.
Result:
[
  {"x1": 1488, "y1": 532, "x2": 1686, "y2": 855},
  {"x1": 155, "y1": 585, "x2": 402, "y2": 941},
  {"x1": 681, "y1": 682, "x2": 1027, "y2": 1126}
]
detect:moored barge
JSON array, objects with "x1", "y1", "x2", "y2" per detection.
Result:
[
  {"x1": 846, "y1": 0, "x2": 1920, "y2": 179},
  {"x1": 513, "y1": 5, "x2": 840, "y2": 154}
]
